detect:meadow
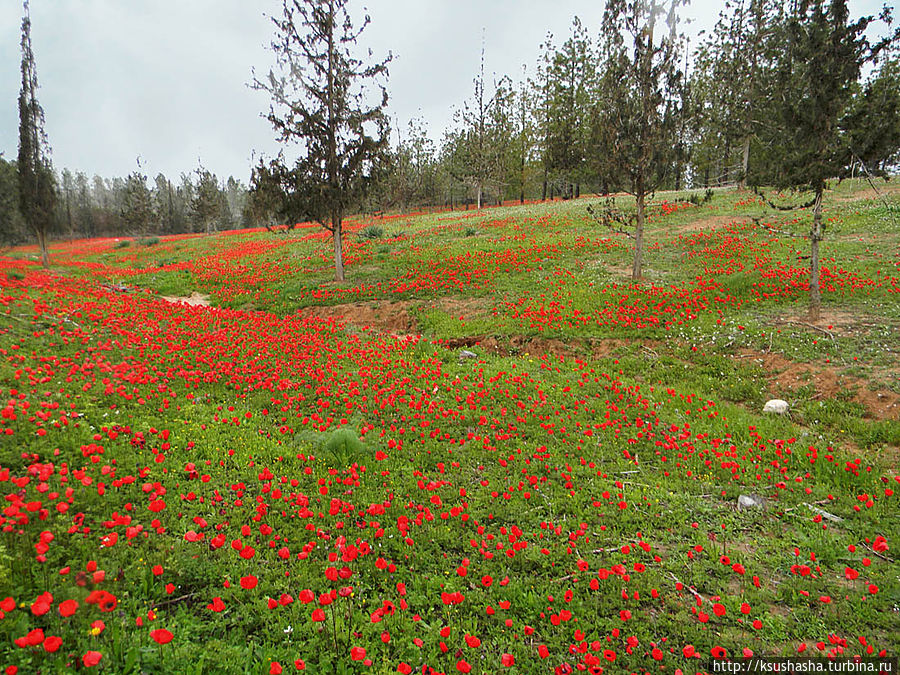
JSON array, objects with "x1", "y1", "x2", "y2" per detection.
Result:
[{"x1": 0, "y1": 180, "x2": 898, "y2": 674}]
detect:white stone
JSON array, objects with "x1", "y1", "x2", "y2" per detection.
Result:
[
  {"x1": 763, "y1": 399, "x2": 789, "y2": 415},
  {"x1": 459, "y1": 350, "x2": 478, "y2": 360},
  {"x1": 737, "y1": 494, "x2": 765, "y2": 510}
]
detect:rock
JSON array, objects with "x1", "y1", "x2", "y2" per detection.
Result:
[
  {"x1": 459, "y1": 350, "x2": 478, "y2": 360},
  {"x1": 737, "y1": 494, "x2": 765, "y2": 511},
  {"x1": 763, "y1": 399, "x2": 789, "y2": 415}
]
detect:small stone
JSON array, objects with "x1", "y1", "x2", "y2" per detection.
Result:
[
  {"x1": 737, "y1": 494, "x2": 765, "y2": 511},
  {"x1": 459, "y1": 350, "x2": 478, "y2": 360},
  {"x1": 763, "y1": 399, "x2": 789, "y2": 415}
]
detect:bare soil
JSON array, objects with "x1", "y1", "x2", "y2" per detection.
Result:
[
  {"x1": 301, "y1": 300, "x2": 416, "y2": 332},
  {"x1": 160, "y1": 292, "x2": 210, "y2": 307},
  {"x1": 733, "y1": 348, "x2": 900, "y2": 421}
]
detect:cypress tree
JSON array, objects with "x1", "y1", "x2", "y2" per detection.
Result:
[{"x1": 17, "y1": 0, "x2": 56, "y2": 269}]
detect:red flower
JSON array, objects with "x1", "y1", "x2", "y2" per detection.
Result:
[
  {"x1": 270, "y1": 663, "x2": 283, "y2": 674},
  {"x1": 58, "y1": 599, "x2": 78, "y2": 618},
  {"x1": 311, "y1": 608, "x2": 326, "y2": 622},
  {"x1": 501, "y1": 653, "x2": 515, "y2": 667},
  {"x1": 43, "y1": 635, "x2": 63, "y2": 653},
  {"x1": 456, "y1": 660, "x2": 472, "y2": 674},
  {"x1": 207, "y1": 597, "x2": 225, "y2": 612},
  {"x1": 240, "y1": 575, "x2": 258, "y2": 590},
  {"x1": 397, "y1": 664, "x2": 412, "y2": 674},
  {"x1": 150, "y1": 629, "x2": 173, "y2": 645},
  {"x1": 82, "y1": 651, "x2": 103, "y2": 667},
  {"x1": 14, "y1": 628, "x2": 45, "y2": 648},
  {"x1": 350, "y1": 647, "x2": 366, "y2": 661}
]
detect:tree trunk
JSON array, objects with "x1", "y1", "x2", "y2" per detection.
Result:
[
  {"x1": 809, "y1": 187, "x2": 823, "y2": 322},
  {"x1": 632, "y1": 188, "x2": 645, "y2": 281},
  {"x1": 739, "y1": 136, "x2": 751, "y2": 189},
  {"x1": 333, "y1": 215, "x2": 345, "y2": 282},
  {"x1": 575, "y1": 183, "x2": 580, "y2": 199},
  {"x1": 520, "y1": 149, "x2": 526, "y2": 204},
  {"x1": 37, "y1": 227, "x2": 49, "y2": 269},
  {"x1": 476, "y1": 183, "x2": 483, "y2": 209}
]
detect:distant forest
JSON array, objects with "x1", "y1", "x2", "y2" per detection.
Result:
[{"x1": 2, "y1": 0, "x2": 899, "y2": 246}]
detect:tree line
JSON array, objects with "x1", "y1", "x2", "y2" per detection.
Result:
[
  {"x1": 0, "y1": 158, "x2": 251, "y2": 246},
  {"x1": 4, "y1": 0, "x2": 899, "y2": 283}
]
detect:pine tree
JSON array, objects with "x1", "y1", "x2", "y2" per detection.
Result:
[
  {"x1": 691, "y1": 0, "x2": 782, "y2": 188},
  {"x1": 544, "y1": 18, "x2": 595, "y2": 200},
  {"x1": 121, "y1": 170, "x2": 153, "y2": 235},
  {"x1": 17, "y1": 0, "x2": 56, "y2": 268},
  {"x1": 252, "y1": 0, "x2": 391, "y2": 281},
  {"x1": 193, "y1": 166, "x2": 222, "y2": 236},
  {"x1": 595, "y1": 0, "x2": 688, "y2": 280},
  {"x1": 844, "y1": 57, "x2": 900, "y2": 176},
  {"x1": 0, "y1": 155, "x2": 27, "y2": 247},
  {"x1": 761, "y1": 0, "x2": 898, "y2": 320}
]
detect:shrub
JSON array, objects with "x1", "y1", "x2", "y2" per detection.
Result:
[{"x1": 357, "y1": 225, "x2": 384, "y2": 240}]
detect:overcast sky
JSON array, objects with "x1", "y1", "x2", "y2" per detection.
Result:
[{"x1": 0, "y1": 0, "x2": 889, "y2": 183}]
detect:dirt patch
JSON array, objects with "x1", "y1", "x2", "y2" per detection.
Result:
[
  {"x1": 775, "y1": 309, "x2": 867, "y2": 338},
  {"x1": 433, "y1": 296, "x2": 495, "y2": 317},
  {"x1": 300, "y1": 297, "x2": 495, "y2": 335},
  {"x1": 160, "y1": 292, "x2": 210, "y2": 307},
  {"x1": 301, "y1": 300, "x2": 416, "y2": 333},
  {"x1": 472, "y1": 335, "x2": 573, "y2": 360},
  {"x1": 438, "y1": 336, "x2": 659, "y2": 362},
  {"x1": 733, "y1": 349, "x2": 900, "y2": 421}
]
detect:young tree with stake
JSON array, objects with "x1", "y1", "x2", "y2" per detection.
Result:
[
  {"x1": 251, "y1": 0, "x2": 391, "y2": 282},
  {"x1": 756, "y1": 0, "x2": 898, "y2": 321},
  {"x1": 595, "y1": 0, "x2": 687, "y2": 281}
]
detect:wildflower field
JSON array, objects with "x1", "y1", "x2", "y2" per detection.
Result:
[{"x1": 1, "y1": 181, "x2": 898, "y2": 674}]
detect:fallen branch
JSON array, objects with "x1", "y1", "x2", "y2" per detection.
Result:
[
  {"x1": 150, "y1": 592, "x2": 198, "y2": 609},
  {"x1": 750, "y1": 216, "x2": 808, "y2": 239},
  {"x1": 776, "y1": 320, "x2": 835, "y2": 341},
  {"x1": 667, "y1": 572, "x2": 705, "y2": 604},
  {"x1": 803, "y1": 502, "x2": 843, "y2": 523},
  {"x1": 861, "y1": 542, "x2": 894, "y2": 563}
]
